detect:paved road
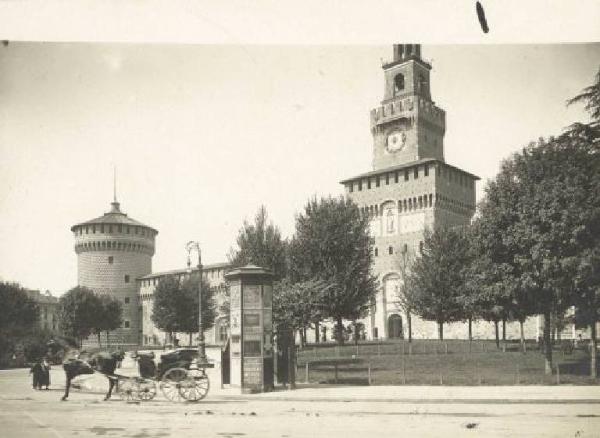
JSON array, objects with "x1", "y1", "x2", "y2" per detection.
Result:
[{"x1": 1, "y1": 368, "x2": 599, "y2": 438}]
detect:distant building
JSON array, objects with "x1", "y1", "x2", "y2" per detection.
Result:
[{"x1": 25, "y1": 289, "x2": 60, "y2": 332}]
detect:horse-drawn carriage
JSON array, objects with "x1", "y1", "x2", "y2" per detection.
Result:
[
  {"x1": 117, "y1": 348, "x2": 211, "y2": 402},
  {"x1": 62, "y1": 348, "x2": 212, "y2": 403}
]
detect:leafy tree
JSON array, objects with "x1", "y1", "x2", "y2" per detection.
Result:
[
  {"x1": 228, "y1": 205, "x2": 288, "y2": 281},
  {"x1": 152, "y1": 275, "x2": 216, "y2": 345},
  {"x1": 563, "y1": 67, "x2": 600, "y2": 377},
  {"x1": 273, "y1": 278, "x2": 332, "y2": 339},
  {"x1": 290, "y1": 196, "x2": 377, "y2": 344},
  {"x1": 0, "y1": 282, "x2": 39, "y2": 338},
  {"x1": 475, "y1": 128, "x2": 599, "y2": 373},
  {"x1": 58, "y1": 286, "x2": 102, "y2": 347},
  {"x1": 0, "y1": 282, "x2": 40, "y2": 365},
  {"x1": 58, "y1": 286, "x2": 102, "y2": 346},
  {"x1": 405, "y1": 227, "x2": 470, "y2": 340},
  {"x1": 94, "y1": 295, "x2": 123, "y2": 347}
]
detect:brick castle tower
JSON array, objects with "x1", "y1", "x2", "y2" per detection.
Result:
[
  {"x1": 341, "y1": 44, "x2": 479, "y2": 340},
  {"x1": 71, "y1": 190, "x2": 157, "y2": 346}
]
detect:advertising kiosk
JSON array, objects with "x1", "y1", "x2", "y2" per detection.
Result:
[{"x1": 225, "y1": 265, "x2": 274, "y2": 393}]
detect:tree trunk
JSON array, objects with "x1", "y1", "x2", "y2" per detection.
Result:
[
  {"x1": 336, "y1": 317, "x2": 345, "y2": 345},
  {"x1": 543, "y1": 309, "x2": 553, "y2": 375},
  {"x1": 314, "y1": 321, "x2": 320, "y2": 344},
  {"x1": 494, "y1": 321, "x2": 500, "y2": 349},
  {"x1": 591, "y1": 320, "x2": 597, "y2": 379},
  {"x1": 97, "y1": 333, "x2": 101, "y2": 348},
  {"x1": 519, "y1": 320, "x2": 526, "y2": 353},
  {"x1": 468, "y1": 317, "x2": 473, "y2": 342},
  {"x1": 407, "y1": 311, "x2": 412, "y2": 343},
  {"x1": 106, "y1": 331, "x2": 110, "y2": 348},
  {"x1": 468, "y1": 317, "x2": 473, "y2": 352},
  {"x1": 302, "y1": 327, "x2": 307, "y2": 347},
  {"x1": 502, "y1": 319, "x2": 506, "y2": 342},
  {"x1": 438, "y1": 322, "x2": 444, "y2": 341}
]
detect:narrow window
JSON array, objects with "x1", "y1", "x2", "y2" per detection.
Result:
[
  {"x1": 414, "y1": 167, "x2": 419, "y2": 179},
  {"x1": 367, "y1": 179, "x2": 371, "y2": 189},
  {"x1": 348, "y1": 183, "x2": 354, "y2": 193},
  {"x1": 374, "y1": 248, "x2": 378, "y2": 257},
  {"x1": 394, "y1": 73, "x2": 405, "y2": 93},
  {"x1": 100, "y1": 224, "x2": 104, "y2": 233},
  {"x1": 126, "y1": 226, "x2": 130, "y2": 234},
  {"x1": 93, "y1": 225, "x2": 96, "y2": 234},
  {"x1": 424, "y1": 164, "x2": 429, "y2": 177},
  {"x1": 385, "y1": 173, "x2": 389, "y2": 185},
  {"x1": 403, "y1": 243, "x2": 408, "y2": 254},
  {"x1": 394, "y1": 172, "x2": 399, "y2": 183},
  {"x1": 388, "y1": 246, "x2": 394, "y2": 255},
  {"x1": 124, "y1": 297, "x2": 130, "y2": 304},
  {"x1": 108, "y1": 256, "x2": 114, "y2": 264},
  {"x1": 419, "y1": 241, "x2": 424, "y2": 253},
  {"x1": 124, "y1": 320, "x2": 130, "y2": 328},
  {"x1": 124, "y1": 275, "x2": 130, "y2": 283},
  {"x1": 376, "y1": 176, "x2": 380, "y2": 187},
  {"x1": 404, "y1": 170, "x2": 409, "y2": 181},
  {"x1": 358, "y1": 180, "x2": 362, "y2": 191}
]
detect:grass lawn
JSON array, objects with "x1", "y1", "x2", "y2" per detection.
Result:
[{"x1": 295, "y1": 340, "x2": 599, "y2": 386}]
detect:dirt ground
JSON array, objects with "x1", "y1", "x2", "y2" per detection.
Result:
[{"x1": 1, "y1": 368, "x2": 599, "y2": 438}]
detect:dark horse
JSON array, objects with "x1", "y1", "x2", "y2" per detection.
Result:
[{"x1": 61, "y1": 351, "x2": 125, "y2": 401}]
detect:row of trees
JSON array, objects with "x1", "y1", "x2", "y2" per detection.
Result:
[
  {"x1": 229, "y1": 201, "x2": 377, "y2": 346},
  {"x1": 57, "y1": 286, "x2": 123, "y2": 347},
  {"x1": 151, "y1": 275, "x2": 217, "y2": 346},
  {"x1": 405, "y1": 70, "x2": 600, "y2": 377}
]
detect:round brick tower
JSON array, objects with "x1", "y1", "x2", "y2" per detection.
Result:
[{"x1": 71, "y1": 199, "x2": 157, "y2": 346}]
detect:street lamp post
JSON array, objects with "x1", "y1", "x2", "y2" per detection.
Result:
[{"x1": 186, "y1": 241, "x2": 208, "y2": 364}]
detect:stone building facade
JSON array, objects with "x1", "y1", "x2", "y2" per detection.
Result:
[
  {"x1": 25, "y1": 289, "x2": 60, "y2": 333},
  {"x1": 340, "y1": 45, "x2": 539, "y2": 340},
  {"x1": 71, "y1": 199, "x2": 157, "y2": 345}
]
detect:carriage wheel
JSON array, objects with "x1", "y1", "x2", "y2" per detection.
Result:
[
  {"x1": 179, "y1": 370, "x2": 210, "y2": 402},
  {"x1": 160, "y1": 367, "x2": 188, "y2": 402},
  {"x1": 138, "y1": 379, "x2": 157, "y2": 401},
  {"x1": 118, "y1": 379, "x2": 140, "y2": 402}
]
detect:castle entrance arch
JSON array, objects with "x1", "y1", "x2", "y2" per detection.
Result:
[{"x1": 387, "y1": 314, "x2": 404, "y2": 339}]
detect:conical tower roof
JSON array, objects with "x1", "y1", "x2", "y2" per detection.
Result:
[{"x1": 70, "y1": 201, "x2": 157, "y2": 233}]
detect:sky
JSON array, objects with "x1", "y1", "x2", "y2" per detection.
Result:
[{"x1": 1, "y1": 43, "x2": 599, "y2": 294}]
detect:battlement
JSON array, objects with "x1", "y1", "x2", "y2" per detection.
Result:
[{"x1": 370, "y1": 96, "x2": 445, "y2": 130}]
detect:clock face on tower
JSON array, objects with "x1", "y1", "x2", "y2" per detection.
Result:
[{"x1": 386, "y1": 130, "x2": 406, "y2": 153}]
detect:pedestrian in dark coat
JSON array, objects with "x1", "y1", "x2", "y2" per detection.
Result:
[{"x1": 29, "y1": 361, "x2": 43, "y2": 389}]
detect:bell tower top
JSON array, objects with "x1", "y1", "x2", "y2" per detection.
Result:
[
  {"x1": 393, "y1": 44, "x2": 421, "y2": 62},
  {"x1": 370, "y1": 44, "x2": 446, "y2": 169}
]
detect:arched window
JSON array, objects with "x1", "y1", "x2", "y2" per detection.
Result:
[
  {"x1": 394, "y1": 73, "x2": 405, "y2": 93},
  {"x1": 386, "y1": 209, "x2": 395, "y2": 234}
]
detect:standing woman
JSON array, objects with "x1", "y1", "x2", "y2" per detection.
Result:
[{"x1": 40, "y1": 357, "x2": 51, "y2": 390}]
